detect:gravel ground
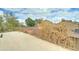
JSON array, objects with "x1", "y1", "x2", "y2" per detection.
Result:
[{"x1": 0, "y1": 31, "x2": 70, "y2": 51}]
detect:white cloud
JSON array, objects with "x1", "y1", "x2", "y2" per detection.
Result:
[{"x1": 0, "y1": 8, "x2": 79, "y2": 23}]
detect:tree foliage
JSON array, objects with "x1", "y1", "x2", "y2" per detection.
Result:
[
  {"x1": 0, "y1": 14, "x2": 21, "y2": 32},
  {"x1": 5, "y1": 15, "x2": 20, "y2": 31},
  {"x1": 0, "y1": 15, "x2": 4, "y2": 32},
  {"x1": 25, "y1": 17, "x2": 35, "y2": 27}
]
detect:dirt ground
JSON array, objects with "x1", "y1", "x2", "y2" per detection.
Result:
[{"x1": 0, "y1": 31, "x2": 70, "y2": 51}]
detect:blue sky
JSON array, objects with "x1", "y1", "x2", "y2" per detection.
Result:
[{"x1": 0, "y1": 8, "x2": 79, "y2": 23}]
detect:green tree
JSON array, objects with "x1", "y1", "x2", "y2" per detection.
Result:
[
  {"x1": 25, "y1": 17, "x2": 35, "y2": 27},
  {"x1": 5, "y1": 14, "x2": 20, "y2": 31},
  {"x1": 0, "y1": 15, "x2": 4, "y2": 32}
]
